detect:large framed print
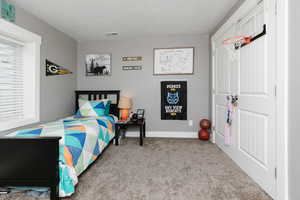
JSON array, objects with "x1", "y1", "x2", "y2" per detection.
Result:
[
  {"x1": 85, "y1": 54, "x2": 111, "y2": 76},
  {"x1": 161, "y1": 81, "x2": 187, "y2": 120},
  {"x1": 154, "y1": 47, "x2": 194, "y2": 75}
]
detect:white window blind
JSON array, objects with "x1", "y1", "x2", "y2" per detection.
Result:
[
  {"x1": 0, "y1": 19, "x2": 41, "y2": 131},
  {"x1": 0, "y1": 38, "x2": 24, "y2": 122}
]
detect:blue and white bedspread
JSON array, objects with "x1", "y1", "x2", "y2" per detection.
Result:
[{"x1": 8, "y1": 115, "x2": 117, "y2": 197}]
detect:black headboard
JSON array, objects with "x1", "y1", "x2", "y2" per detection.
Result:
[{"x1": 75, "y1": 90, "x2": 120, "y2": 117}]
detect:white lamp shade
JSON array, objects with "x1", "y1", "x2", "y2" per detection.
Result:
[{"x1": 118, "y1": 96, "x2": 132, "y2": 109}]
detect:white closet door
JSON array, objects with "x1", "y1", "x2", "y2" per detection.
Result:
[
  {"x1": 213, "y1": 23, "x2": 238, "y2": 156},
  {"x1": 212, "y1": 2, "x2": 276, "y2": 198}
]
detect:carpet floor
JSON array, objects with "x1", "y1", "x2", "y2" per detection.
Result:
[{"x1": 0, "y1": 138, "x2": 271, "y2": 200}]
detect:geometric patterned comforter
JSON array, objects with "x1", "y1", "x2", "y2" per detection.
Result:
[{"x1": 8, "y1": 115, "x2": 116, "y2": 197}]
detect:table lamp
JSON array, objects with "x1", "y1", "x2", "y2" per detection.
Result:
[{"x1": 118, "y1": 96, "x2": 132, "y2": 121}]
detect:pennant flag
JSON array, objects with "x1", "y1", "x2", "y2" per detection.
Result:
[{"x1": 46, "y1": 59, "x2": 73, "y2": 76}]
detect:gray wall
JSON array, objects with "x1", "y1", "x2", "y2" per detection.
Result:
[
  {"x1": 77, "y1": 35, "x2": 210, "y2": 132},
  {"x1": 289, "y1": 0, "x2": 300, "y2": 199},
  {"x1": 13, "y1": 6, "x2": 77, "y2": 123}
]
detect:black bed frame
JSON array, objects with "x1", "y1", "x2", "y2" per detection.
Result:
[
  {"x1": 75, "y1": 90, "x2": 120, "y2": 117},
  {"x1": 0, "y1": 90, "x2": 120, "y2": 200}
]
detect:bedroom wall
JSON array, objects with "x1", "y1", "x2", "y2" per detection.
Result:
[
  {"x1": 77, "y1": 35, "x2": 210, "y2": 134},
  {"x1": 12, "y1": 5, "x2": 77, "y2": 123}
]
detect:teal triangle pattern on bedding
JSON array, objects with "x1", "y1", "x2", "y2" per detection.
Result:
[
  {"x1": 75, "y1": 99, "x2": 112, "y2": 118},
  {"x1": 8, "y1": 115, "x2": 116, "y2": 197},
  {"x1": 97, "y1": 119, "x2": 108, "y2": 128},
  {"x1": 17, "y1": 128, "x2": 43, "y2": 136},
  {"x1": 93, "y1": 140, "x2": 100, "y2": 156},
  {"x1": 68, "y1": 133, "x2": 86, "y2": 148}
]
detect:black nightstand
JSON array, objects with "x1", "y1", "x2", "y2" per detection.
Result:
[{"x1": 115, "y1": 119, "x2": 146, "y2": 146}]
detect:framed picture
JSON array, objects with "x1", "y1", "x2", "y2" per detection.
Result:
[
  {"x1": 136, "y1": 109, "x2": 145, "y2": 119},
  {"x1": 0, "y1": 1, "x2": 15, "y2": 22},
  {"x1": 153, "y1": 47, "x2": 194, "y2": 75},
  {"x1": 85, "y1": 54, "x2": 111, "y2": 76},
  {"x1": 161, "y1": 81, "x2": 187, "y2": 120}
]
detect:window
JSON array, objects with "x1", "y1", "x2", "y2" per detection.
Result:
[
  {"x1": 0, "y1": 38, "x2": 24, "y2": 122},
  {"x1": 0, "y1": 19, "x2": 41, "y2": 131}
]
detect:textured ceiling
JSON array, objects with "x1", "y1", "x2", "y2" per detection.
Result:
[{"x1": 11, "y1": 0, "x2": 239, "y2": 41}]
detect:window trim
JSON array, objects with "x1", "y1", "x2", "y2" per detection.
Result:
[{"x1": 0, "y1": 19, "x2": 41, "y2": 131}]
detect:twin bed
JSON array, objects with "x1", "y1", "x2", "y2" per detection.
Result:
[{"x1": 0, "y1": 90, "x2": 120, "y2": 200}]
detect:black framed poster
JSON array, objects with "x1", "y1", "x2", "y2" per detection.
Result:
[{"x1": 161, "y1": 81, "x2": 187, "y2": 120}]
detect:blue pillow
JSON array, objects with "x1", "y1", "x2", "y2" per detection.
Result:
[{"x1": 75, "y1": 99, "x2": 111, "y2": 117}]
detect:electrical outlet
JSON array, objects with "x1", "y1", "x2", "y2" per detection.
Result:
[{"x1": 188, "y1": 120, "x2": 193, "y2": 127}]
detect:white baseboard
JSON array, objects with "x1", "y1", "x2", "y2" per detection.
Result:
[{"x1": 124, "y1": 131, "x2": 198, "y2": 138}]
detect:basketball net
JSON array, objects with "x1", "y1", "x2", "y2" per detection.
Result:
[{"x1": 222, "y1": 36, "x2": 251, "y2": 60}]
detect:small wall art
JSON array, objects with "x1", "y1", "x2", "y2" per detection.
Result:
[
  {"x1": 46, "y1": 60, "x2": 72, "y2": 76},
  {"x1": 0, "y1": 0, "x2": 15, "y2": 22},
  {"x1": 122, "y1": 56, "x2": 143, "y2": 62},
  {"x1": 85, "y1": 54, "x2": 111, "y2": 76},
  {"x1": 122, "y1": 66, "x2": 142, "y2": 71},
  {"x1": 161, "y1": 81, "x2": 187, "y2": 120}
]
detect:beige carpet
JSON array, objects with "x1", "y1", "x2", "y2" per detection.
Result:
[{"x1": 0, "y1": 138, "x2": 271, "y2": 200}]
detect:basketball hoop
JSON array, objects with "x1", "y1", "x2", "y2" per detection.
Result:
[{"x1": 223, "y1": 36, "x2": 252, "y2": 49}]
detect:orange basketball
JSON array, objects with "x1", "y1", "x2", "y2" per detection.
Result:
[
  {"x1": 198, "y1": 129, "x2": 210, "y2": 140},
  {"x1": 200, "y1": 119, "x2": 211, "y2": 129}
]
